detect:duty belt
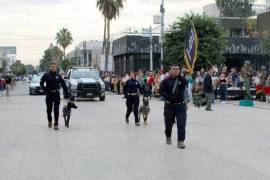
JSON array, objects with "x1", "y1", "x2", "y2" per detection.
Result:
[
  {"x1": 165, "y1": 101, "x2": 186, "y2": 105},
  {"x1": 49, "y1": 89, "x2": 59, "y2": 93},
  {"x1": 127, "y1": 93, "x2": 139, "y2": 96}
]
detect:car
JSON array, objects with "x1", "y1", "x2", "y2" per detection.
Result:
[
  {"x1": 29, "y1": 76, "x2": 45, "y2": 95},
  {"x1": 64, "y1": 67, "x2": 106, "y2": 101}
]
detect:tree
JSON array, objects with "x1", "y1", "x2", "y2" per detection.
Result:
[
  {"x1": 39, "y1": 49, "x2": 52, "y2": 72},
  {"x1": 97, "y1": 0, "x2": 125, "y2": 71},
  {"x1": 56, "y1": 28, "x2": 73, "y2": 57},
  {"x1": 39, "y1": 46, "x2": 63, "y2": 72},
  {"x1": 262, "y1": 31, "x2": 270, "y2": 56},
  {"x1": 163, "y1": 14, "x2": 226, "y2": 70},
  {"x1": 0, "y1": 59, "x2": 7, "y2": 73},
  {"x1": 51, "y1": 46, "x2": 63, "y2": 65},
  {"x1": 25, "y1": 64, "x2": 35, "y2": 74},
  {"x1": 61, "y1": 58, "x2": 77, "y2": 72},
  {"x1": 97, "y1": 0, "x2": 108, "y2": 54},
  {"x1": 11, "y1": 62, "x2": 26, "y2": 75},
  {"x1": 216, "y1": 0, "x2": 255, "y2": 17}
]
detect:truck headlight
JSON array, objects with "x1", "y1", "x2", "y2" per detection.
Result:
[
  {"x1": 100, "y1": 83, "x2": 105, "y2": 90},
  {"x1": 71, "y1": 83, "x2": 77, "y2": 90}
]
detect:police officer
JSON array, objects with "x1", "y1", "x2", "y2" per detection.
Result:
[
  {"x1": 160, "y1": 65, "x2": 188, "y2": 149},
  {"x1": 124, "y1": 72, "x2": 143, "y2": 126},
  {"x1": 40, "y1": 62, "x2": 69, "y2": 130}
]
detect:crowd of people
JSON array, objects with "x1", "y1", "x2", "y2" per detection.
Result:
[
  {"x1": 193, "y1": 65, "x2": 270, "y2": 103},
  {"x1": 100, "y1": 70, "x2": 169, "y2": 98},
  {"x1": 100, "y1": 63, "x2": 270, "y2": 105},
  {"x1": 0, "y1": 73, "x2": 28, "y2": 97},
  {"x1": 0, "y1": 73, "x2": 16, "y2": 97}
]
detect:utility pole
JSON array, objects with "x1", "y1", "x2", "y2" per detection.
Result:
[
  {"x1": 219, "y1": 0, "x2": 222, "y2": 25},
  {"x1": 160, "y1": 0, "x2": 165, "y2": 69},
  {"x1": 150, "y1": 26, "x2": 153, "y2": 71}
]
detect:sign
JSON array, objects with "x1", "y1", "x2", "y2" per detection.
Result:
[
  {"x1": 153, "y1": 15, "x2": 162, "y2": 24},
  {"x1": 0, "y1": 47, "x2": 16, "y2": 55}
]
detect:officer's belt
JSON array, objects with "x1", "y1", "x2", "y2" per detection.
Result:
[
  {"x1": 165, "y1": 101, "x2": 186, "y2": 105},
  {"x1": 49, "y1": 89, "x2": 59, "y2": 93},
  {"x1": 127, "y1": 93, "x2": 139, "y2": 96}
]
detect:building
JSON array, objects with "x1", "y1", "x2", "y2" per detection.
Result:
[
  {"x1": 0, "y1": 46, "x2": 17, "y2": 72},
  {"x1": 203, "y1": 3, "x2": 267, "y2": 18},
  {"x1": 67, "y1": 41, "x2": 103, "y2": 69},
  {"x1": 267, "y1": 0, "x2": 270, "y2": 11},
  {"x1": 257, "y1": 11, "x2": 270, "y2": 32},
  {"x1": 112, "y1": 35, "x2": 161, "y2": 74},
  {"x1": 203, "y1": 3, "x2": 220, "y2": 18},
  {"x1": 220, "y1": 11, "x2": 270, "y2": 71}
]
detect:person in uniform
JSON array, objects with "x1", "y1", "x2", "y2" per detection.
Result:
[
  {"x1": 160, "y1": 65, "x2": 188, "y2": 149},
  {"x1": 123, "y1": 71, "x2": 143, "y2": 126},
  {"x1": 40, "y1": 62, "x2": 69, "y2": 130}
]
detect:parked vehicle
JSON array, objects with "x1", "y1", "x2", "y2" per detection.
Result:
[
  {"x1": 64, "y1": 67, "x2": 106, "y2": 101},
  {"x1": 29, "y1": 76, "x2": 44, "y2": 95}
]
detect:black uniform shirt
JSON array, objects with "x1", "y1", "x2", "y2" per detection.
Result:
[
  {"x1": 160, "y1": 75, "x2": 188, "y2": 103},
  {"x1": 40, "y1": 71, "x2": 68, "y2": 96},
  {"x1": 124, "y1": 79, "x2": 143, "y2": 96}
]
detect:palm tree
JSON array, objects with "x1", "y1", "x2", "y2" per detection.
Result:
[
  {"x1": 97, "y1": 0, "x2": 125, "y2": 71},
  {"x1": 97, "y1": 0, "x2": 108, "y2": 54},
  {"x1": 56, "y1": 28, "x2": 73, "y2": 57}
]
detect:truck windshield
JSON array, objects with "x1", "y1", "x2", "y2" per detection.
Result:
[
  {"x1": 32, "y1": 77, "x2": 41, "y2": 83},
  {"x1": 71, "y1": 70, "x2": 99, "y2": 79}
]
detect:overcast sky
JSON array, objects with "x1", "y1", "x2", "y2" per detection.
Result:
[{"x1": 0, "y1": 0, "x2": 266, "y2": 65}]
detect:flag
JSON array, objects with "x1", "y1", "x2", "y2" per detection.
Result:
[{"x1": 184, "y1": 21, "x2": 198, "y2": 74}]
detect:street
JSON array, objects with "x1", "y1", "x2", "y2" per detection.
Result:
[{"x1": 1, "y1": 82, "x2": 270, "y2": 180}]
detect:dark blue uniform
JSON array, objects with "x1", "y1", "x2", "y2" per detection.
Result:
[
  {"x1": 124, "y1": 78, "x2": 143, "y2": 123},
  {"x1": 160, "y1": 75, "x2": 188, "y2": 142},
  {"x1": 40, "y1": 71, "x2": 69, "y2": 126}
]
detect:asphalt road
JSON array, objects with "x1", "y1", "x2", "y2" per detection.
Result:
[{"x1": 1, "y1": 82, "x2": 270, "y2": 180}]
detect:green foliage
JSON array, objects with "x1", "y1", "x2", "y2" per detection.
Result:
[
  {"x1": 39, "y1": 49, "x2": 52, "y2": 72},
  {"x1": 39, "y1": 46, "x2": 63, "y2": 72},
  {"x1": 25, "y1": 64, "x2": 35, "y2": 74},
  {"x1": 11, "y1": 62, "x2": 26, "y2": 75},
  {"x1": 56, "y1": 28, "x2": 73, "y2": 56},
  {"x1": 97, "y1": 0, "x2": 124, "y2": 20},
  {"x1": 163, "y1": 14, "x2": 226, "y2": 70},
  {"x1": 216, "y1": 0, "x2": 255, "y2": 17},
  {"x1": 61, "y1": 58, "x2": 77, "y2": 72},
  {"x1": 97, "y1": 0, "x2": 125, "y2": 70},
  {"x1": 0, "y1": 59, "x2": 7, "y2": 73},
  {"x1": 262, "y1": 31, "x2": 270, "y2": 56}
]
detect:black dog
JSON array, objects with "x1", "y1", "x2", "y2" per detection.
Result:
[
  {"x1": 62, "y1": 101, "x2": 78, "y2": 128},
  {"x1": 139, "y1": 97, "x2": 151, "y2": 125}
]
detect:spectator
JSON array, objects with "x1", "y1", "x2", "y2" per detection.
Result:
[
  {"x1": 219, "y1": 72, "x2": 228, "y2": 102},
  {"x1": 5, "y1": 75, "x2": 12, "y2": 97},
  {"x1": 203, "y1": 67, "x2": 214, "y2": 111},
  {"x1": 0, "y1": 77, "x2": 5, "y2": 96}
]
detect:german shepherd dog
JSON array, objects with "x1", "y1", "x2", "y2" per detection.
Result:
[
  {"x1": 139, "y1": 97, "x2": 151, "y2": 125},
  {"x1": 62, "y1": 101, "x2": 78, "y2": 127}
]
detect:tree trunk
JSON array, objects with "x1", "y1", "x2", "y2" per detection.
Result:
[
  {"x1": 105, "y1": 19, "x2": 110, "y2": 72},
  {"x1": 102, "y1": 17, "x2": 107, "y2": 55},
  {"x1": 63, "y1": 48, "x2": 66, "y2": 59}
]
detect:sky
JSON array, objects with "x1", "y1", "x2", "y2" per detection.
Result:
[{"x1": 0, "y1": 0, "x2": 266, "y2": 65}]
